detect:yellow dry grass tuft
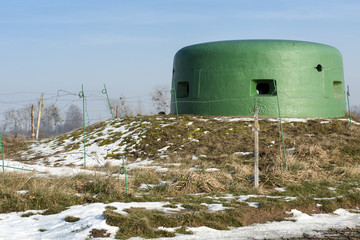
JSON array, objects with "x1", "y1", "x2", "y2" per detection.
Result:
[{"x1": 169, "y1": 171, "x2": 232, "y2": 194}]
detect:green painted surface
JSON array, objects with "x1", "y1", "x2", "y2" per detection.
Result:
[{"x1": 170, "y1": 40, "x2": 346, "y2": 118}]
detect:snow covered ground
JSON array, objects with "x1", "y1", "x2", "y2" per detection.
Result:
[
  {"x1": 1, "y1": 160, "x2": 359, "y2": 239},
  {"x1": 0, "y1": 203, "x2": 359, "y2": 240},
  {"x1": 1, "y1": 117, "x2": 359, "y2": 239}
]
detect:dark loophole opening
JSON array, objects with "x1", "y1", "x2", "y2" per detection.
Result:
[
  {"x1": 177, "y1": 81, "x2": 189, "y2": 98},
  {"x1": 256, "y1": 83, "x2": 270, "y2": 94},
  {"x1": 333, "y1": 81, "x2": 342, "y2": 97},
  {"x1": 315, "y1": 64, "x2": 323, "y2": 72}
]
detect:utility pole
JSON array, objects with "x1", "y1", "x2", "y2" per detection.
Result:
[{"x1": 36, "y1": 93, "x2": 44, "y2": 140}]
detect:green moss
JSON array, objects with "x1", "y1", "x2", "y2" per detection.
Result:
[
  {"x1": 105, "y1": 206, "x2": 117, "y2": 210},
  {"x1": 104, "y1": 205, "x2": 244, "y2": 239},
  {"x1": 286, "y1": 180, "x2": 337, "y2": 199},
  {"x1": 106, "y1": 153, "x2": 123, "y2": 159},
  {"x1": 98, "y1": 138, "x2": 115, "y2": 146},
  {"x1": 162, "y1": 203, "x2": 178, "y2": 208},
  {"x1": 181, "y1": 203, "x2": 206, "y2": 211},
  {"x1": 104, "y1": 209, "x2": 176, "y2": 239},
  {"x1": 42, "y1": 206, "x2": 68, "y2": 215},
  {"x1": 64, "y1": 142, "x2": 81, "y2": 151},
  {"x1": 64, "y1": 216, "x2": 80, "y2": 222},
  {"x1": 175, "y1": 227, "x2": 193, "y2": 235},
  {"x1": 21, "y1": 211, "x2": 37, "y2": 217}
]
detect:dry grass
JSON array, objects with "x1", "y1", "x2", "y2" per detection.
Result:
[
  {"x1": 2, "y1": 115, "x2": 360, "y2": 239},
  {"x1": 1, "y1": 135, "x2": 32, "y2": 160},
  {"x1": 169, "y1": 171, "x2": 233, "y2": 194},
  {"x1": 0, "y1": 172, "x2": 79, "y2": 213},
  {"x1": 0, "y1": 172, "x2": 129, "y2": 213},
  {"x1": 131, "y1": 168, "x2": 163, "y2": 187}
]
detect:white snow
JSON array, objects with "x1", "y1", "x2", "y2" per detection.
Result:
[
  {"x1": 0, "y1": 205, "x2": 359, "y2": 240},
  {"x1": 213, "y1": 117, "x2": 254, "y2": 122},
  {"x1": 2, "y1": 117, "x2": 360, "y2": 239},
  {"x1": 157, "y1": 146, "x2": 170, "y2": 153},
  {"x1": 338, "y1": 118, "x2": 360, "y2": 125},
  {"x1": 163, "y1": 163, "x2": 181, "y2": 167},
  {"x1": 17, "y1": 119, "x2": 147, "y2": 168},
  {"x1": 12, "y1": 117, "x2": 355, "y2": 172},
  {"x1": 0, "y1": 203, "x2": 118, "y2": 240},
  {"x1": 16, "y1": 190, "x2": 29, "y2": 195},
  {"x1": 200, "y1": 203, "x2": 230, "y2": 212},
  {"x1": 205, "y1": 168, "x2": 219, "y2": 172},
  {"x1": 267, "y1": 118, "x2": 310, "y2": 123},
  {"x1": 233, "y1": 152, "x2": 252, "y2": 156},
  {"x1": 188, "y1": 137, "x2": 199, "y2": 142},
  {"x1": 274, "y1": 187, "x2": 286, "y2": 192},
  {"x1": 1, "y1": 159, "x2": 101, "y2": 177},
  {"x1": 246, "y1": 202, "x2": 260, "y2": 208},
  {"x1": 191, "y1": 155, "x2": 199, "y2": 160},
  {"x1": 313, "y1": 197, "x2": 337, "y2": 200}
]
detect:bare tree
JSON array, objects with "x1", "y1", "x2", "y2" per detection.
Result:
[
  {"x1": 2, "y1": 106, "x2": 31, "y2": 135},
  {"x1": 63, "y1": 104, "x2": 83, "y2": 132},
  {"x1": 41, "y1": 104, "x2": 63, "y2": 135},
  {"x1": 135, "y1": 98, "x2": 143, "y2": 116},
  {"x1": 351, "y1": 105, "x2": 360, "y2": 117},
  {"x1": 151, "y1": 85, "x2": 170, "y2": 114},
  {"x1": 110, "y1": 95, "x2": 132, "y2": 118}
]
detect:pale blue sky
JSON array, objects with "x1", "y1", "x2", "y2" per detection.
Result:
[{"x1": 1, "y1": 0, "x2": 360, "y2": 120}]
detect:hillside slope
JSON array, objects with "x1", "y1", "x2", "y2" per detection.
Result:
[
  {"x1": 13, "y1": 115, "x2": 360, "y2": 184},
  {"x1": 2, "y1": 115, "x2": 360, "y2": 239}
]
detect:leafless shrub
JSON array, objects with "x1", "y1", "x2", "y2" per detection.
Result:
[
  {"x1": 111, "y1": 95, "x2": 132, "y2": 118},
  {"x1": 151, "y1": 85, "x2": 170, "y2": 114},
  {"x1": 63, "y1": 104, "x2": 83, "y2": 132}
]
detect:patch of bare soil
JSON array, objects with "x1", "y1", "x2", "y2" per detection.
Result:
[
  {"x1": 88, "y1": 228, "x2": 111, "y2": 238},
  {"x1": 242, "y1": 207, "x2": 288, "y2": 226}
]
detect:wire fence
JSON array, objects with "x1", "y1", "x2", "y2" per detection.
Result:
[
  {"x1": 0, "y1": 90, "x2": 154, "y2": 120},
  {"x1": 0, "y1": 83, "x2": 356, "y2": 137},
  {"x1": 0, "y1": 85, "x2": 168, "y2": 136}
]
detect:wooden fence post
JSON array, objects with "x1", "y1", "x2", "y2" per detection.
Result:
[
  {"x1": 31, "y1": 105, "x2": 35, "y2": 139},
  {"x1": 253, "y1": 105, "x2": 260, "y2": 188},
  {"x1": 115, "y1": 105, "x2": 118, "y2": 118},
  {"x1": 36, "y1": 93, "x2": 44, "y2": 140}
]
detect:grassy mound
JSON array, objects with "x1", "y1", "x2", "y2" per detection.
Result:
[{"x1": 1, "y1": 114, "x2": 360, "y2": 239}]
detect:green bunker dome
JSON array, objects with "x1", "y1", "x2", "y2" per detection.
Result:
[{"x1": 170, "y1": 40, "x2": 346, "y2": 118}]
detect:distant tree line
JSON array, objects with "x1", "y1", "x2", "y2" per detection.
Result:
[
  {"x1": 1, "y1": 85, "x2": 171, "y2": 138},
  {"x1": 1, "y1": 104, "x2": 83, "y2": 138}
]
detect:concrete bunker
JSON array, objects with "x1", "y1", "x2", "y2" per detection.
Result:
[{"x1": 170, "y1": 40, "x2": 346, "y2": 118}]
